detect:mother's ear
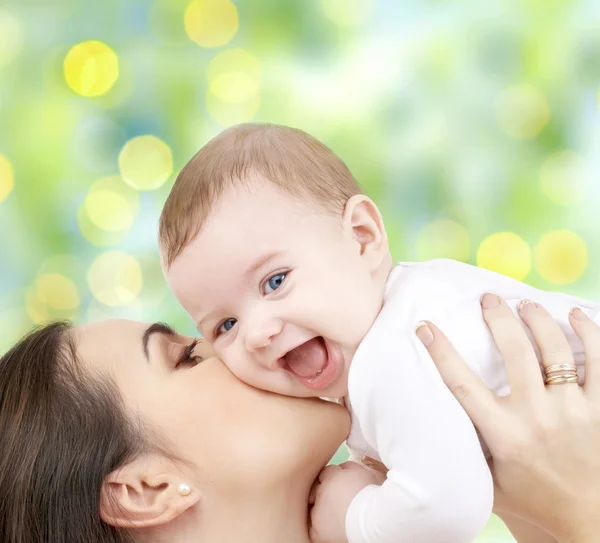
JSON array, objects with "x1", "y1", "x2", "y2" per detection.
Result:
[{"x1": 99, "y1": 455, "x2": 201, "y2": 529}]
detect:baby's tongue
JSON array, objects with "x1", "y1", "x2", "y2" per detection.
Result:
[{"x1": 285, "y1": 338, "x2": 327, "y2": 378}]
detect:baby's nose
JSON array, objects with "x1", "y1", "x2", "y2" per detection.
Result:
[{"x1": 244, "y1": 317, "x2": 283, "y2": 353}]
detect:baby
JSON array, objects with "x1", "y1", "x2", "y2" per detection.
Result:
[{"x1": 159, "y1": 123, "x2": 600, "y2": 543}]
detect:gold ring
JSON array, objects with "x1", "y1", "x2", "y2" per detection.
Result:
[
  {"x1": 543, "y1": 363, "x2": 578, "y2": 385},
  {"x1": 545, "y1": 375, "x2": 579, "y2": 385},
  {"x1": 544, "y1": 364, "x2": 577, "y2": 374}
]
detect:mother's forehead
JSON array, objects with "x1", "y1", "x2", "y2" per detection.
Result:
[
  {"x1": 72, "y1": 319, "x2": 168, "y2": 361},
  {"x1": 74, "y1": 318, "x2": 148, "y2": 338}
]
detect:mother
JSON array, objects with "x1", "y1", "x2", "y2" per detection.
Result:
[{"x1": 0, "y1": 318, "x2": 350, "y2": 543}]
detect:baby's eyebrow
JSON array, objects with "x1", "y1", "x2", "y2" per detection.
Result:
[
  {"x1": 195, "y1": 314, "x2": 214, "y2": 335},
  {"x1": 244, "y1": 251, "x2": 282, "y2": 279}
]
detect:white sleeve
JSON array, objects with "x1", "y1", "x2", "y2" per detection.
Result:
[
  {"x1": 345, "y1": 304, "x2": 493, "y2": 543},
  {"x1": 422, "y1": 260, "x2": 600, "y2": 388}
]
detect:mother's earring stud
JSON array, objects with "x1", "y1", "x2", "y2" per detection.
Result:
[{"x1": 177, "y1": 483, "x2": 191, "y2": 496}]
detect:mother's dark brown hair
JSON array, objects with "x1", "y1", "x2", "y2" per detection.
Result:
[{"x1": 0, "y1": 322, "x2": 147, "y2": 543}]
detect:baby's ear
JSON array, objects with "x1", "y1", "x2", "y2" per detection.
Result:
[
  {"x1": 342, "y1": 195, "x2": 389, "y2": 269},
  {"x1": 99, "y1": 454, "x2": 201, "y2": 529}
]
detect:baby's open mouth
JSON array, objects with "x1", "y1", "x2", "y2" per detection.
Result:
[{"x1": 281, "y1": 337, "x2": 335, "y2": 388}]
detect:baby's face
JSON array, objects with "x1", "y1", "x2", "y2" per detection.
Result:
[{"x1": 165, "y1": 177, "x2": 384, "y2": 398}]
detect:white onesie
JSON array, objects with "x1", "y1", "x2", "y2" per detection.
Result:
[{"x1": 345, "y1": 259, "x2": 600, "y2": 543}]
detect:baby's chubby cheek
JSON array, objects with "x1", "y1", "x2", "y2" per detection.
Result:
[{"x1": 195, "y1": 338, "x2": 217, "y2": 359}]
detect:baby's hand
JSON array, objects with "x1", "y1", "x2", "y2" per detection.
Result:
[{"x1": 309, "y1": 461, "x2": 381, "y2": 543}]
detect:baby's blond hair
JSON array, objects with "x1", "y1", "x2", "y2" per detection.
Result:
[{"x1": 159, "y1": 123, "x2": 364, "y2": 267}]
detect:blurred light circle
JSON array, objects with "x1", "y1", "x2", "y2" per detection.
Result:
[
  {"x1": 496, "y1": 84, "x2": 549, "y2": 139},
  {"x1": 207, "y1": 48, "x2": 260, "y2": 80},
  {"x1": 0, "y1": 153, "x2": 14, "y2": 203},
  {"x1": 477, "y1": 232, "x2": 531, "y2": 281},
  {"x1": 210, "y1": 72, "x2": 259, "y2": 103},
  {"x1": 206, "y1": 86, "x2": 260, "y2": 125},
  {"x1": 87, "y1": 183, "x2": 138, "y2": 231},
  {"x1": 88, "y1": 251, "x2": 143, "y2": 307},
  {"x1": 184, "y1": 0, "x2": 238, "y2": 48},
  {"x1": 0, "y1": 9, "x2": 24, "y2": 68},
  {"x1": 64, "y1": 40, "x2": 119, "y2": 97},
  {"x1": 26, "y1": 288, "x2": 51, "y2": 324},
  {"x1": 206, "y1": 49, "x2": 261, "y2": 125},
  {"x1": 415, "y1": 219, "x2": 470, "y2": 262},
  {"x1": 119, "y1": 135, "x2": 173, "y2": 190},
  {"x1": 78, "y1": 205, "x2": 129, "y2": 247},
  {"x1": 35, "y1": 274, "x2": 80, "y2": 310},
  {"x1": 539, "y1": 151, "x2": 589, "y2": 206},
  {"x1": 85, "y1": 191, "x2": 134, "y2": 232},
  {"x1": 320, "y1": 0, "x2": 374, "y2": 26},
  {"x1": 79, "y1": 176, "x2": 140, "y2": 245},
  {"x1": 25, "y1": 273, "x2": 80, "y2": 325},
  {"x1": 534, "y1": 230, "x2": 588, "y2": 285}
]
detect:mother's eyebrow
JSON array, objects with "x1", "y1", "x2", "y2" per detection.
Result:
[{"x1": 142, "y1": 322, "x2": 176, "y2": 360}]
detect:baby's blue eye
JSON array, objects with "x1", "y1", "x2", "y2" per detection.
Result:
[
  {"x1": 218, "y1": 318, "x2": 237, "y2": 335},
  {"x1": 264, "y1": 272, "x2": 287, "y2": 294}
]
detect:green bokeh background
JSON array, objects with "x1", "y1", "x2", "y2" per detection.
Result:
[{"x1": 2, "y1": 1, "x2": 600, "y2": 540}]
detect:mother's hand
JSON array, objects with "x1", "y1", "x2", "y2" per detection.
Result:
[{"x1": 416, "y1": 295, "x2": 600, "y2": 543}]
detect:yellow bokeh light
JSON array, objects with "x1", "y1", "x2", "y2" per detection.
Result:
[
  {"x1": 209, "y1": 72, "x2": 259, "y2": 103},
  {"x1": 88, "y1": 251, "x2": 143, "y2": 307},
  {"x1": 85, "y1": 192, "x2": 133, "y2": 232},
  {"x1": 496, "y1": 84, "x2": 549, "y2": 139},
  {"x1": 25, "y1": 273, "x2": 80, "y2": 324},
  {"x1": 184, "y1": 0, "x2": 239, "y2": 48},
  {"x1": 206, "y1": 91, "x2": 260, "y2": 125},
  {"x1": 26, "y1": 288, "x2": 51, "y2": 325},
  {"x1": 539, "y1": 151, "x2": 588, "y2": 206},
  {"x1": 415, "y1": 219, "x2": 470, "y2": 262},
  {"x1": 79, "y1": 176, "x2": 140, "y2": 246},
  {"x1": 320, "y1": 0, "x2": 374, "y2": 26},
  {"x1": 35, "y1": 274, "x2": 80, "y2": 310},
  {"x1": 83, "y1": 176, "x2": 139, "y2": 232},
  {"x1": 0, "y1": 9, "x2": 24, "y2": 68},
  {"x1": 119, "y1": 135, "x2": 173, "y2": 190},
  {"x1": 208, "y1": 49, "x2": 261, "y2": 80},
  {"x1": 78, "y1": 206, "x2": 129, "y2": 247},
  {"x1": 534, "y1": 230, "x2": 588, "y2": 285},
  {"x1": 64, "y1": 40, "x2": 119, "y2": 97},
  {"x1": 0, "y1": 153, "x2": 14, "y2": 203},
  {"x1": 477, "y1": 232, "x2": 532, "y2": 281},
  {"x1": 206, "y1": 49, "x2": 261, "y2": 125}
]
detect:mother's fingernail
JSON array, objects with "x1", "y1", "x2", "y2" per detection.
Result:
[
  {"x1": 481, "y1": 293, "x2": 500, "y2": 309},
  {"x1": 416, "y1": 321, "x2": 434, "y2": 346},
  {"x1": 570, "y1": 307, "x2": 588, "y2": 321},
  {"x1": 518, "y1": 299, "x2": 538, "y2": 315}
]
